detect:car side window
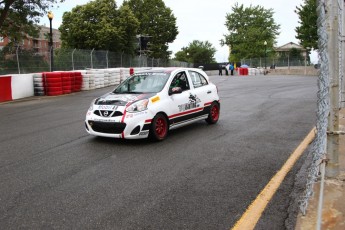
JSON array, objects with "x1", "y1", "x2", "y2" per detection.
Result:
[
  {"x1": 189, "y1": 71, "x2": 209, "y2": 88},
  {"x1": 170, "y1": 71, "x2": 190, "y2": 91}
]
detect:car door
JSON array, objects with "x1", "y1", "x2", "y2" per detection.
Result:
[
  {"x1": 166, "y1": 71, "x2": 199, "y2": 126},
  {"x1": 187, "y1": 70, "x2": 215, "y2": 115}
]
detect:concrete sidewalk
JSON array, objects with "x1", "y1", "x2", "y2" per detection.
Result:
[{"x1": 295, "y1": 109, "x2": 345, "y2": 229}]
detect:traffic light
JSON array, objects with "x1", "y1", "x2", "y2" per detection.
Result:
[{"x1": 140, "y1": 36, "x2": 150, "y2": 51}]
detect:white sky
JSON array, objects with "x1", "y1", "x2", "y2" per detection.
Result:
[{"x1": 40, "y1": 0, "x2": 318, "y2": 63}]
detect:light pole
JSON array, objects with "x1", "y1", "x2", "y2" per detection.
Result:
[
  {"x1": 48, "y1": 11, "x2": 54, "y2": 72},
  {"x1": 304, "y1": 47, "x2": 310, "y2": 75},
  {"x1": 264, "y1": 41, "x2": 267, "y2": 72}
]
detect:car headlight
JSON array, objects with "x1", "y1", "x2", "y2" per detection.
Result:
[
  {"x1": 88, "y1": 99, "x2": 96, "y2": 111},
  {"x1": 126, "y1": 99, "x2": 149, "y2": 113}
]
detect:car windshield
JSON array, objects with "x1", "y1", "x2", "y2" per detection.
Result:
[{"x1": 113, "y1": 72, "x2": 170, "y2": 94}]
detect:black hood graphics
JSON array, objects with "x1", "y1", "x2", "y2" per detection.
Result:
[{"x1": 95, "y1": 93, "x2": 156, "y2": 106}]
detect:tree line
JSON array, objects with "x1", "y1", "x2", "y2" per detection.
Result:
[{"x1": 0, "y1": 0, "x2": 317, "y2": 65}]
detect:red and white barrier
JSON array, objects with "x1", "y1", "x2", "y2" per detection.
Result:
[
  {"x1": 0, "y1": 75, "x2": 12, "y2": 102},
  {"x1": 0, "y1": 74, "x2": 34, "y2": 102},
  {"x1": 1, "y1": 67, "x2": 144, "y2": 103}
]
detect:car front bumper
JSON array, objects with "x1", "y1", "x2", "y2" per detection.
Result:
[{"x1": 85, "y1": 109, "x2": 153, "y2": 139}]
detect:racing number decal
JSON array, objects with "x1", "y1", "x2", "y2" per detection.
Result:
[{"x1": 178, "y1": 93, "x2": 201, "y2": 112}]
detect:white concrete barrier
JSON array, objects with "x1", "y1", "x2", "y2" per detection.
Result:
[{"x1": 11, "y1": 74, "x2": 34, "y2": 100}]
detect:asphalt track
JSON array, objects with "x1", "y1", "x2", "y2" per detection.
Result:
[{"x1": 0, "y1": 75, "x2": 317, "y2": 229}]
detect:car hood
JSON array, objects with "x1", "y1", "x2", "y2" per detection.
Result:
[{"x1": 94, "y1": 92, "x2": 156, "y2": 106}]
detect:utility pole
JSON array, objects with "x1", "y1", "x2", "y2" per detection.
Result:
[
  {"x1": 326, "y1": 0, "x2": 340, "y2": 177},
  {"x1": 264, "y1": 41, "x2": 267, "y2": 74},
  {"x1": 48, "y1": 11, "x2": 54, "y2": 72},
  {"x1": 341, "y1": 0, "x2": 345, "y2": 108}
]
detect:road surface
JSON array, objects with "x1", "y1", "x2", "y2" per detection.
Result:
[{"x1": 0, "y1": 75, "x2": 317, "y2": 229}]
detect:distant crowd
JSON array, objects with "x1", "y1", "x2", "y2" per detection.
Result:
[{"x1": 219, "y1": 63, "x2": 235, "y2": 76}]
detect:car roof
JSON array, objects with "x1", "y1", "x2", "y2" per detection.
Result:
[
  {"x1": 132, "y1": 68, "x2": 210, "y2": 83},
  {"x1": 135, "y1": 67, "x2": 206, "y2": 75}
]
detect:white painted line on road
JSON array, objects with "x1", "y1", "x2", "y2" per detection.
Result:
[{"x1": 231, "y1": 127, "x2": 316, "y2": 230}]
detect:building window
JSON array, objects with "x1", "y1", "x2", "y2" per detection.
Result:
[{"x1": 0, "y1": 36, "x2": 4, "y2": 43}]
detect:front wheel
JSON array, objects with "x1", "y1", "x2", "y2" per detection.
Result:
[
  {"x1": 149, "y1": 113, "x2": 169, "y2": 141},
  {"x1": 205, "y1": 102, "x2": 220, "y2": 124}
]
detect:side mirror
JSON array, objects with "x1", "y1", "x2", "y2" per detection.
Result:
[{"x1": 169, "y1": 87, "x2": 183, "y2": 95}]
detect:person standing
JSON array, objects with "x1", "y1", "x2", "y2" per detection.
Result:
[
  {"x1": 218, "y1": 64, "x2": 223, "y2": 76},
  {"x1": 230, "y1": 63, "x2": 234, "y2": 75},
  {"x1": 225, "y1": 63, "x2": 229, "y2": 75}
]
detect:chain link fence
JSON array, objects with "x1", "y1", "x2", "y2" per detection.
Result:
[
  {"x1": 0, "y1": 48, "x2": 192, "y2": 75},
  {"x1": 239, "y1": 56, "x2": 312, "y2": 69},
  {"x1": 1, "y1": 47, "x2": 319, "y2": 75},
  {"x1": 299, "y1": 1, "x2": 344, "y2": 226},
  {"x1": 299, "y1": 0, "x2": 329, "y2": 216}
]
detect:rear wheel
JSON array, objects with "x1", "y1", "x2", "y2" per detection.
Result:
[
  {"x1": 205, "y1": 102, "x2": 220, "y2": 124},
  {"x1": 149, "y1": 113, "x2": 168, "y2": 141}
]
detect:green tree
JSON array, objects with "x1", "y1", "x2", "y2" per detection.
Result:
[
  {"x1": 174, "y1": 50, "x2": 189, "y2": 62},
  {"x1": 295, "y1": 0, "x2": 318, "y2": 50},
  {"x1": 222, "y1": 3, "x2": 280, "y2": 62},
  {"x1": 0, "y1": 46, "x2": 17, "y2": 74},
  {"x1": 124, "y1": 0, "x2": 178, "y2": 59},
  {"x1": 59, "y1": 0, "x2": 139, "y2": 53},
  {"x1": 0, "y1": 0, "x2": 64, "y2": 42},
  {"x1": 289, "y1": 48, "x2": 304, "y2": 59},
  {"x1": 174, "y1": 40, "x2": 216, "y2": 64},
  {"x1": 117, "y1": 5, "x2": 140, "y2": 55}
]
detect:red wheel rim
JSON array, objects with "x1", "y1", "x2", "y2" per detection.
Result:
[
  {"x1": 211, "y1": 105, "x2": 219, "y2": 121},
  {"x1": 155, "y1": 117, "x2": 167, "y2": 138}
]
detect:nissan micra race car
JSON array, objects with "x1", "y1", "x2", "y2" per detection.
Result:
[{"x1": 85, "y1": 68, "x2": 220, "y2": 141}]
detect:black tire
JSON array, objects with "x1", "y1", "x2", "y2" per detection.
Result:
[
  {"x1": 205, "y1": 102, "x2": 220, "y2": 124},
  {"x1": 149, "y1": 113, "x2": 169, "y2": 141}
]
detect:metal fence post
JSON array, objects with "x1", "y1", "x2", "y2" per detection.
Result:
[
  {"x1": 90, "y1": 48, "x2": 95, "y2": 69},
  {"x1": 72, "y1": 48, "x2": 76, "y2": 71},
  {"x1": 288, "y1": 51, "x2": 290, "y2": 74},
  {"x1": 304, "y1": 48, "x2": 308, "y2": 75},
  {"x1": 326, "y1": 0, "x2": 340, "y2": 177},
  {"x1": 106, "y1": 50, "x2": 109, "y2": 69},
  {"x1": 49, "y1": 46, "x2": 54, "y2": 72},
  {"x1": 16, "y1": 45, "x2": 20, "y2": 74}
]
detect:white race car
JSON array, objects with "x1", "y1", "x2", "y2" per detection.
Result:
[{"x1": 85, "y1": 67, "x2": 220, "y2": 141}]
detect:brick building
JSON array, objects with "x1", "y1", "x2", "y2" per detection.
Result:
[{"x1": 0, "y1": 25, "x2": 61, "y2": 54}]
